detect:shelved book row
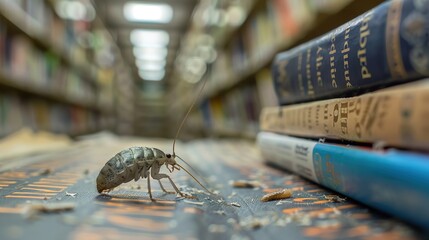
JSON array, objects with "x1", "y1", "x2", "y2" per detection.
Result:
[
  {"x1": 0, "y1": 23, "x2": 96, "y2": 106},
  {"x1": 257, "y1": 0, "x2": 429, "y2": 230},
  {"x1": 199, "y1": 82, "x2": 261, "y2": 138},
  {"x1": 0, "y1": 0, "x2": 92, "y2": 71},
  {"x1": 0, "y1": 92, "x2": 103, "y2": 137},
  {"x1": 192, "y1": 0, "x2": 382, "y2": 138}
]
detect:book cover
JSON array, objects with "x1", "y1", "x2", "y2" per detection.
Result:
[
  {"x1": 257, "y1": 131, "x2": 429, "y2": 229},
  {"x1": 260, "y1": 80, "x2": 429, "y2": 151},
  {"x1": 272, "y1": 0, "x2": 429, "y2": 105}
]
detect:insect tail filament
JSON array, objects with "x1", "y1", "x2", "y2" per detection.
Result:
[{"x1": 175, "y1": 162, "x2": 213, "y2": 195}]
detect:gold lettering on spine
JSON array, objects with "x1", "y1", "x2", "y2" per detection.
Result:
[
  {"x1": 323, "y1": 104, "x2": 329, "y2": 134},
  {"x1": 340, "y1": 102, "x2": 348, "y2": 134},
  {"x1": 306, "y1": 48, "x2": 314, "y2": 95},
  {"x1": 358, "y1": 13, "x2": 373, "y2": 79},
  {"x1": 329, "y1": 35, "x2": 338, "y2": 88},
  {"x1": 278, "y1": 60, "x2": 290, "y2": 96},
  {"x1": 316, "y1": 47, "x2": 324, "y2": 87},
  {"x1": 386, "y1": 0, "x2": 406, "y2": 79},
  {"x1": 342, "y1": 27, "x2": 352, "y2": 87},
  {"x1": 298, "y1": 53, "x2": 305, "y2": 94}
]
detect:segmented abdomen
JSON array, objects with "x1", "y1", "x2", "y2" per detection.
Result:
[{"x1": 102, "y1": 147, "x2": 166, "y2": 185}]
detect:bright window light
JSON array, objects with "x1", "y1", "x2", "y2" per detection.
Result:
[
  {"x1": 124, "y1": 2, "x2": 173, "y2": 23},
  {"x1": 136, "y1": 59, "x2": 166, "y2": 71},
  {"x1": 130, "y1": 29, "x2": 169, "y2": 47},
  {"x1": 139, "y1": 70, "x2": 165, "y2": 81},
  {"x1": 133, "y1": 47, "x2": 168, "y2": 59}
]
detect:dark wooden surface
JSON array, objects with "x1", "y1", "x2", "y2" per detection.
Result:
[{"x1": 0, "y1": 136, "x2": 425, "y2": 240}]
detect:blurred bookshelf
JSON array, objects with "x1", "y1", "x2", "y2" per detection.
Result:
[
  {"x1": 0, "y1": 0, "x2": 386, "y2": 139},
  {"x1": 169, "y1": 0, "x2": 384, "y2": 139},
  {"x1": 0, "y1": 0, "x2": 136, "y2": 137}
]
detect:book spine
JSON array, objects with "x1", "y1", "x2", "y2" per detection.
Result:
[
  {"x1": 257, "y1": 132, "x2": 429, "y2": 229},
  {"x1": 260, "y1": 80, "x2": 429, "y2": 151},
  {"x1": 272, "y1": 0, "x2": 429, "y2": 105}
]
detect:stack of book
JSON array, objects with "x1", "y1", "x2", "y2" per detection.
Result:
[{"x1": 257, "y1": 0, "x2": 429, "y2": 229}]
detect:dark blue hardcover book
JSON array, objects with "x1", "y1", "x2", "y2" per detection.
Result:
[
  {"x1": 257, "y1": 131, "x2": 429, "y2": 229},
  {"x1": 272, "y1": 0, "x2": 429, "y2": 105}
]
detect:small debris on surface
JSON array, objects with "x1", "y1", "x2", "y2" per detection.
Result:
[
  {"x1": 230, "y1": 202, "x2": 241, "y2": 208},
  {"x1": 213, "y1": 210, "x2": 226, "y2": 215},
  {"x1": 228, "y1": 192, "x2": 237, "y2": 199},
  {"x1": 83, "y1": 169, "x2": 90, "y2": 175},
  {"x1": 240, "y1": 216, "x2": 270, "y2": 230},
  {"x1": 261, "y1": 189, "x2": 293, "y2": 202},
  {"x1": 65, "y1": 192, "x2": 77, "y2": 198},
  {"x1": 39, "y1": 169, "x2": 51, "y2": 176},
  {"x1": 208, "y1": 224, "x2": 227, "y2": 233},
  {"x1": 230, "y1": 180, "x2": 261, "y2": 188},
  {"x1": 22, "y1": 202, "x2": 76, "y2": 219},
  {"x1": 277, "y1": 213, "x2": 312, "y2": 227},
  {"x1": 276, "y1": 199, "x2": 292, "y2": 205},
  {"x1": 183, "y1": 200, "x2": 204, "y2": 206},
  {"x1": 324, "y1": 194, "x2": 346, "y2": 202}
]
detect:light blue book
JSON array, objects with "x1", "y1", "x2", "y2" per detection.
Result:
[{"x1": 257, "y1": 131, "x2": 429, "y2": 229}]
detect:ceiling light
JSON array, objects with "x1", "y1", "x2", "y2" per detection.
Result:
[
  {"x1": 124, "y1": 2, "x2": 173, "y2": 23},
  {"x1": 136, "y1": 59, "x2": 166, "y2": 71},
  {"x1": 133, "y1": 46, "x2": 168, "y2": 59},
  {"x1": 130, "y1": 29, "x2": 169, "y2": 47},
  {"x1": 139, "y1": 70, "x2": 165, "y2": 81},
  {"x1": 55, "y1": 0, "x2": 96, "y2": 21}
]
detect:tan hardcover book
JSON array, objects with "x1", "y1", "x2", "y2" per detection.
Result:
[{"x1": 260, "y1": 80, "x2": 429, "y2": 150}]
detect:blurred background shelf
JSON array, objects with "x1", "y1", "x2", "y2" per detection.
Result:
[
  {"x1": 169, "y1": 0, "x2": 385, "y2": 139},
  {"x1": 0, "y1": 0, "x2": 384, "y2": 139}
]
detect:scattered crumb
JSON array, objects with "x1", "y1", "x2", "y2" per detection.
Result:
[
  {"x1": 276, "y1": 200, "x2": 292, "y2": 205},
  {"x1": 324, "y1": 195, "x2": 346, "y2": 202},
  {"x1": 208, "y1": 224, "x2": 227, "y2": 233},
  {"x1": 213, "y1": 210, "x2": 226, "y2": 215},
  {"x1": 136, "y1": 185, "x2": 141, "y2": 190},
  {"x1": 275, "y1": 212, "x2": 313, "y2": 227},
  {"x1": 227, "y1": 218, "x2": 237, "y2": 225},
  {"x1": 39, "y1": 169, "x2": 51, "y2": 176},
  {"x1": 230, "y1": 180, "x2": 261, "y2": 188},
  {"x1": 230, "y1": 202, "x2": 241, "y2": 208},
  {"x1": 228, "y1": 192, "x2": 237, "y2": 199},
  {"x1": 261, "y1": 189, "x2": 293, "y2": 202},
  {"x1": 65, "y1": 192, "x2": 77, "y2": 198},
  {"x1": 22, "y1": 202, "x2": 75, "y2": 219},
  {"x1": 240, "y1": 217, "x2": 270, "y2": 230},
  {"x1": 183, "y1": 200, "x2": 204, "y2": 206},
  {"x1": 83, "y1": 169, "x2": 89, "y2": 175}
]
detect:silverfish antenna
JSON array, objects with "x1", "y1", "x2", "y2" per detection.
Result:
[
  {"x1": 172, "y1": 70, "x2": 210, "y2": 156},
  {"x1": 176, "y1": 162, "x2": 213, "y2": 195},
  {"x1": 176, "y1": 155, "x2": 211, "y2": 187}
]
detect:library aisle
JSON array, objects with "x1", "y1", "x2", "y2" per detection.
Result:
[
  {"x1": 0, "y1": 0, "x2": 428, "y2": 239},
  {"x1": 0, "y1": 133, "x2": 425, "y2": 239}
]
